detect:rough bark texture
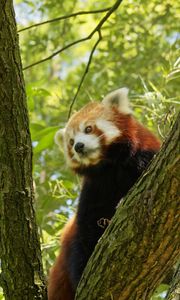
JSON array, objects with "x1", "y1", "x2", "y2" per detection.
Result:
[
  {"x1": 75, "y1": 113, "x2": 180, "y2": 300},
  {"x1": 0, "y1": 1, "x2": 47, "y2": 299}
]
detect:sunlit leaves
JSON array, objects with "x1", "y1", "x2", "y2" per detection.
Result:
[
  {"x1": 151, "y1": 284, "x2": 169, "y2": 300},
  {"x1": 6, "y1": 1, "x2": 179, "y2": 299},
  {"x1": 31, "y1": 125, "x2": 59, "y2": 153}
]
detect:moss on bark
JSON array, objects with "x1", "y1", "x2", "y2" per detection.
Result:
[
  {"x1": 76, "y1": 114, "x2": 180, "y2": 300},
  {"x1": 0, "y1": 1, "x2": 47, "y2": 299}
]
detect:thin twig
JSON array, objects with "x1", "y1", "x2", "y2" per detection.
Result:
[
  {"x1": 18, "y1": 7, "x2": 111, "y2": 33},
  {"x1": 23, "y1": 36, "x2": 90, "y2": 70},
  {"x1": 90, "y1": 0, "x2": 123, "y2": 36},
  {"x1": 67, "y1": 0, "x2": 124, "y2": 117},
  {"x1": 23, "y1": 0, "x2": 124, "y2": 70},
  {"x1": 67, "y1": 30, "x2": 102, "y2": 119}
]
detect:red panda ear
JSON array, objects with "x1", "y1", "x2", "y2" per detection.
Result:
[
  {"x1": 102, "y1": 87, "x2": 132, "y2": 114},
  {"x1": 54, "y1": 128, "x2": 66, "y2": 147}
]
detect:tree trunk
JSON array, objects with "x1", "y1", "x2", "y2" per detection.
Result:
[
  {"x1": 75, "y1": 113, "x2": 180, "y2": 300},
  {"x1": 0, "y1": 1, "x2": 47, "y2": 299}
]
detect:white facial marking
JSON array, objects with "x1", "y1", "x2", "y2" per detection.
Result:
[
  {"x1": 74, "y1": 132, "x2": 100, "y2": 151},
  {"x1": 69, "y1": 132, "x2": 100, "y2": 165},
  {"x1": 96, "y1": 119, "x2": 121, "y2": 143},
  {"x1": 79, "y1": 122, "x2": 85, "y2": 132}
]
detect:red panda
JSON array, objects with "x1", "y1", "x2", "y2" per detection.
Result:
[{"x1": 48, "y1": 88, "x2": 161, "y2": 300}]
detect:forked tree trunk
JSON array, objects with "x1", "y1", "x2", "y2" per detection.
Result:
[
  {"x1": 75, "y1": 114, "x2": 180, "y2": 300},
  {"x1": 0, "y1": 1, "x2": 47, "y2": 299}
]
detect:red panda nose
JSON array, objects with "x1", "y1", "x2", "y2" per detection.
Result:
[{"x1": 74, "y1": 142, "x2": 84, "y2": 154}]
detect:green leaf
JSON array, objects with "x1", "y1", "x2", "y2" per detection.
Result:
[
  {"x1": 33, "y1": 128, "x2": 58, "y2": 153},
  {"x1": 31, "y1": 125, "x2": 59, "y2": 141}
]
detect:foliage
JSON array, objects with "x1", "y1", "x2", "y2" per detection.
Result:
[
  {"x1": 0, "y1": 0, "x2": 179, "y2": 298},
  {"x1": 151, "y1": 285, "x2": 169, "y2": 300}
]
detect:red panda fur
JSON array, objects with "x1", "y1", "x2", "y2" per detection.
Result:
[
  {"x1": 112, "y1": 111, "x2": 160, "y2": 151},
  {"x1": 48, "y1": 88, "x2": 161, "y2": 300},
  {"x1": 48, "y1": 217, "x2": 77, "y2": 300}
]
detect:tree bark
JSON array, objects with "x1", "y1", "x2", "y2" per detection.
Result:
[
  {"x1": 0, "y1": 1, "x2": 47, "y2": 299},
  {"x1": 75, "y1": 113, "x2": 180, "y2": 300}
]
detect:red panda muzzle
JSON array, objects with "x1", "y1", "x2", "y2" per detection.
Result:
[
  {"x1": 49, "y1": 88, "x2": 161, "y2": 299},
  {"x1": 74, "y1": 142, "x2": 85, "y2": 154}
]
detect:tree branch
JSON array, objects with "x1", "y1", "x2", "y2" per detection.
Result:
[
  {"x1": 75, "y1": 114, "x2": 180, "y2": 300},
  {"x1": 23, "y1": 36, "x2": 90, "y2": 70},
  {"x1": 23, "y1": 0, "x2": 124, "y2": 70},
  {"x1": 67, "y1": 30, "x2": 102, "y2": 119},
  {"x1": 18, "y1": 7, "x2": 111, "y2": 33}
]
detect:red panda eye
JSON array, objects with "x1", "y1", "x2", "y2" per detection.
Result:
[
  {"x1": 84, "y1": 126, "x2": 92, "y2": 134},
  {"x1": 69, "y1": 139, "x2": 74, "y2": 146}
]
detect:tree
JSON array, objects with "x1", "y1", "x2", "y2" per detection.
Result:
[
  {"x1": 0, "y1": 0, "x2": 47, "y2": 299},
  {"x1": 0, "y1": 0, "x2": 179, "y2": 299},
  {"x1": 75, "y1": 113, "x2": 180, "y2": 299}
]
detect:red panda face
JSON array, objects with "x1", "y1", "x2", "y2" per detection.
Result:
[
  {"x1": 64, "y1": 115, "x2": 121, "y2": 169},
  {"x1": 55, "y1": 88, "x2": 132, "y2": 171}
]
